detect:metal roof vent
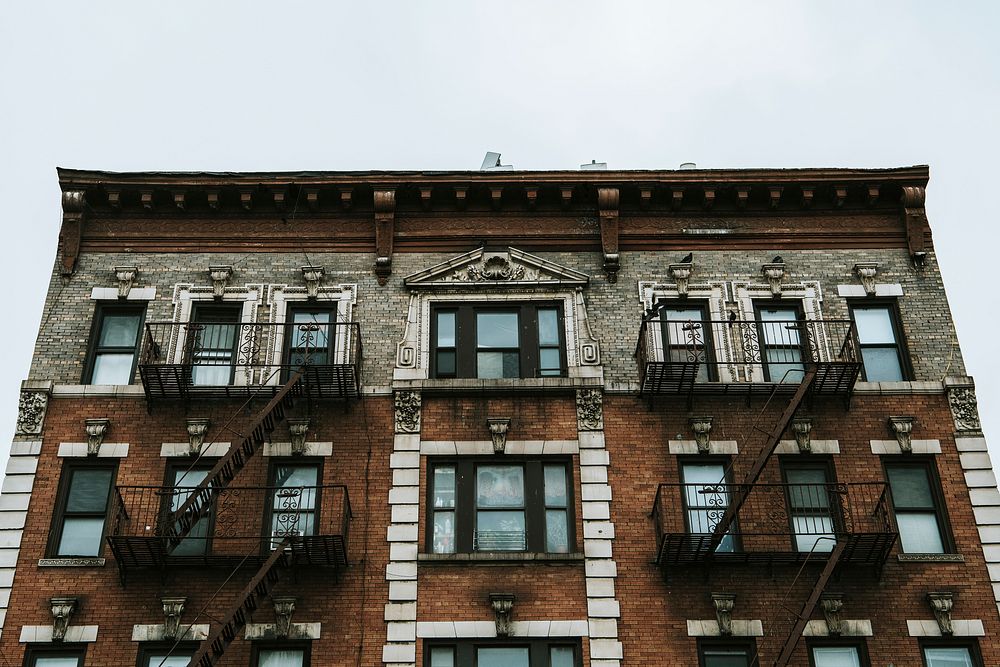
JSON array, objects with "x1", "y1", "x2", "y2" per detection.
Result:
[
  {"x1": 580, "y1": 160, "x2": 607, "y2": 171},
  {"x1": 480, "y1": 152, "x2": 514, "y2": 171},
  {"x1": 679, "y1": 162, "x2": 697, "y2": 170}
]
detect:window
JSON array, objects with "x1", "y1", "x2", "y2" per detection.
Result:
[
  {"x1": 885, "y1": 460, "x2": 950, "y2": 554},
  {"x1": 428, "y1": 460, "x2": 573, "y2": 554},
  {"x1": 431, "y1": 304, "x2": 565, "y2": 379},
  {"x1": 252, "y1": 643, "x2": 310, "y2": 667},
  {"x1": 755, "y1": 304, "x2": 806, "y2": 383},
  {"x1": 782, "y1": 461, "x2": 837, "y2": 553},
  {"x1": 189, "y1": 304, "x2": 241, "y2": 386},
  {"x1": 284, "y1": 305, "x2": 337, "y2": 367},
  {"x1": 136, "y1": 643, "x2": 197, "y2": 667},
  {"x1": 659, "y1": 302, "x2": 715, "y2": 382},
  {"x1": 425, "y1": 640, "x2": 579, "y2": 666},
  {"x1": 809, "y1": 640, "x2": 869, "y2": 667},
  {"x1": 23, "y1": 647, "x2": 86, "y2": 667},
  {"x1": 50, "y1": 462, "x2": 116, "y2": 557},
  {"x1": 85, "y1": 304, "x2": 145, "y2": 384},
  {"x1": 164, "y1": 462, "x2": 216, "y2": 557},
  {"x1": 698, "y1": 640, "x2": 757, "y2": 667},
  {"x1": 268, "y1": 461, "x2": 321, "y2": 547},
  {"x1": 921, "y1": 641, "x2": 983, "y2": 667},
  {"x1": 849, "y1": 302, "x2": 909, "y2": 382},
  {"x1": 680, "y1": 461, "x2": 736, "y2": 552}
]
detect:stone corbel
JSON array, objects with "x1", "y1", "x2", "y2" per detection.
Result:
[
  {"x1": 487, "y1": 418, "x2": 511, "y2": 455},
  {"x1": 597, "y1": 187, "x2": 620, "y2": 283},
  {"x1": 901, "y1": 186, "x2": 928, "y2": 261},
  {"x1": 888, "y1": 416, "x2": 915, "y2": 454},
  {"x1": 853, "y1": 263, "x2": 879, "y2": 297},
  {"x1": 690, "y1": 417, "x2": 713, "y2": 454},
  {"x1": 161, "y1": 597, "x2": 186, "y2": 641},
  {"x1": 114, "y1": 266, "x2": 138, "y2": 299},
  {"x1": 85, "y1": 418, "x2": 110, "y2": 457},
  {"x1": 668, "y1": 263, "x2": 693, "y2": 298},
  {"x1": 50, "y1": 597, "x2": 78, "y2": 642},
  {"x1": 374, "y1": 189, "x2": 396, "y2": 286},
  {"x1": 208, "y1": 265, "x2": 233, "y2": 299},
  {"x1": 712, "y1": 593, "x2": 736, "y2": 636},
  {"x1": 761, "y1": 262, "x2": 786, "y2": 297},
  {"x1": 186, "y1": 418, "x2": 211, "y2": 457},
  {"x1": 820, "y1": 593, "x2": 844, "y2": 636},
  {"x1": 791, "y1": 416, "x2": 813, "y2": 454},
  {"x1": 60, "y1": 190, "x2": 85, "y2": 276},
  {"x1": 927, "y1": 592, "x2": 954, "y2": 636},
  {"x1": 489, "y1": 593, "x2": 515, "y2": 637},
  {"x1": 272, "y1": 597, "x2": 296, "y2": 639},
  {"x1": 287, "y1": 418, "x2": 310, "y2": 456},
  {"x1": 301, "y1": 266, "x2": 325, "y2": 299}
]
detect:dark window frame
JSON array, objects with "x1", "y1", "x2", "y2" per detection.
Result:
[
  {"x1": 162, "y1": 459, "x2": 220, "y2": 557},
  {"x1": 250, "y1": 641, "x2": 312, "y2": 667},
  {"x1": 753, "y1": 301, "x2": 808, "y2": 383},
  {"x1": 883, "y1": 456, "x2": 955, "y2": 554},
  {"x1": 265, "y1": 458, "x2": 325, "y2": 545},
  {"x1": 47, "y1": 460, "x2": 118, "y2": 558},
  {"x1": 697, "y1": 638, "x2": 758, "y2": 667},
  {"x1": 425, "y1": 458, "x2": 575, "y2": 555},
  {"x1": 780, "y1": 457, "x2": 842, "y2": 553},
  {"x1": 678, "y1": 456, "x2": 741, "y2": 552},
  {"x1": 283, "y1": 303, "x2": 339, "y2": 369},
  {"x1": 848, "y1": 299, "x2": 912, "y2": 381},
  {"x1": 23, "y1": 644, "x2": 87, "y2": 666},
  {"x1": 188, "y1": 302, "x2": 243, "y2": 386},
  {"x1": 658, "y1": 300, "x2": 718, "y2": 382},
  {"x1": 430, "y1": 302, "x2": 567, "y2": 379},
  {"x1": 919, "y1": 639, "x2": 984, "y2": 667},
  {"x1": 83, "y1": 302, "x2": 147, "y2": 385},
  {"x1": 423, "y1": 638, "x2": 582, "y2": 667},
  {"x1": 136, "y1": 642, "x2": 200, "y2": 666},
  {"x1": 807, "y1": 638, "x2": 871, "y2": 666}
]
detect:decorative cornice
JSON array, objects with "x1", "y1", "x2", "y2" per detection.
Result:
[
  {"x1": 597, "y1": 187, "x2": 620, "y2": 283},
  {"x1": 60, "y1": 190, "x2": 85, "y2": 276},
  {"x1": 373, "y1": 189, "x2": 396, "y2": 286}
]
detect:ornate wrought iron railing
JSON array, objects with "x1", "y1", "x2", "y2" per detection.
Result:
[{"x1": 652, "y1": 481, "x2": 895, "y2": 566}]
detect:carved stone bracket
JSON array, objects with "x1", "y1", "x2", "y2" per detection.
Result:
[
  {"x1": 208, "y1": 266, "x2": 233, "y2": 299},
  {"x1": 85, "y1": 418, "x2": 110, "y2": 457},
  {"x1": 947, "y1": 384, "x2": 982, "y2": 433},
  {"x1": 712, "y1": 593, "x2": 736, "y2": 636},
  {"x1": 853, "y1": 262, "x2": 879, "y2": 296},
  {"x1": 598, "y1": 187, "x2": 620, "y2": 283},
  {"x1": 186, "y1": 418, "x2": 211, "y2": 457},
  {"x1": 761, "y1": 262, "x2": 786, "y2": 297},
  {"x1": 16, "y1": 391, "x2": 49, "y2": 436},
  {"x1": 394, "y1": 391, "x2": 421, "y2": 434},
  {"x1": 690, "y1": 416, "x2": 714, "y2": 454},
  {"x1": 50, "y1": 597, "x2": 78, "y2": 642},
  {"x1": 374, "y1": 189, "x2": 396, "y2": 286},
  {"x1": 301, "y1": 266, "x2": 325, "y2": 299},
  {"x1": 667, "y1": 263, "x2": 693, "y2": 298},
  {"x1": 273, "y1": 596, "x2": 296, "y2": 638},
  {"x1": 60, "y1": 191, "x2": 85, "y2": 276},
  {"x1": 791, "y1": 416, "x2": 813, "y2": 454},
  {"x1": 114, "y1": 266, "x2": 138, "y2": 299},
  {"x1": 927, "y1": 591, "x2": 954, "y2": 636},
  {"x1": 161, "y1": 597, "x2": 186, "y2": 640},
  {"x1": 576, "y1": 389, "x2": 604, "y2": 431},
  {"x1": 487, "y1": 418, "x2": 511, "y2": 455},
  {"x1": 288, "y1": 418, "x2": 311, "y2": 456},
  {"x1": 489, "y1": 593, "x2": 515, "y2": 637},
  {"x1": 820, "y1": 593, "x2": 844, "y2": 636},
  {"x1": 888, "y1": 416, "x2": 915, "y2": 454},
  {"x1": 902, "y1": 186, "x2": 928, "y2": 258}
]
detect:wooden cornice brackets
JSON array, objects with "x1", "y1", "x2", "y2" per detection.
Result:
[
  {"x1": 374, "y1": 189, "x2": 396, "y2": 286},
  {"x1": 901, "y1": 186, "x2": 929, "y2": 267},
  {"x1": 598, "y1": 187, "x2": 620, "y2": 283},
  {"x1": 60, "y1": 191, "x2": 85, "y2": 276}
]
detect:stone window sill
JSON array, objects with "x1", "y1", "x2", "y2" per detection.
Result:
[
  {"x1": 897, "y1": 553, "x2": 965, "y2": 563},
  {"x1": 417, "y1": 552, "x2": 585, "y2": 565},
  {"x1": 38, "y1": 558, "x2": 106, "y2": 568},
  {"x1": 392, "y1": 377, "x2": 602, "y2": 395}
]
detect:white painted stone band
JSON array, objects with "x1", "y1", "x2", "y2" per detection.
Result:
[
  {"x1": 775, "y1": 440, "x2": 840, "y2": 454},
  {"x1": 687, "y1": 620, "x2": 764, "y2": 637},
  {"x1": 20, "y1": 625, "x2": 99, "y2": 643},
  {"x1": 870, "y1": 439, "x2": 941, "y2": 455},
  {"x1": 669, "y1": 441, "x2": 738, "y2": 455},
  {"x1": 802, "y1": 620, "x2": 872, "y2": 637},
  {"x1": 836, "y1": 283, "x2": 903, "y2": 297},
  {"x1": 906, "y1": 619, "x2": 984, "y2": 637},
  {"x1": 420, "y1": 440, "x2": 578, "y2": 455},
  {"x1": 132, "y1": 624, "x2": 209, "y2": 641},
  {"x1": 161, "y1": 442, "x2": 231, "y2": 457},
  {"x1": 90, "y1": 286, "x2": 157, "y2": 300},
  {"x1": 416, "y1": 620, "x2": 589, "y2": 638},
  {"x1": 58, "y1": 442, "x2": 129, "y2": 458}
]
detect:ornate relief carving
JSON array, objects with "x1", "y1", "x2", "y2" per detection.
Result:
[
  {"x1": 186, "y1": 418, "x2": 210, "y2": 456},
  {"x1": 948, "y1": 386, "x2": 981, "y2": 432},
  {"x1": 667, "y1": 263, "x2": 693, "y2": 298},
  {"x1": 50, "y1": 597, "x2": 78, "y2": 642},
  {"x1": 575, "y1": 289, "x2": 601, "y2": 366},
  {"x1": 761, "y1": 262, "x2": 786, "y2": 297},
  {"x1": 927, "y1": 592, "x2": 954, "y2": 636},
  {"x1": 487, "y1": 418, "x2": 511, "y2": 455},
  {"x1": 287, "y1": 418, "x2": 310, "y2": 456},
  {"x1": 820, "y1": 593, "x2": 844, "y2": 636},
  {"x1": 301, "y1": 266, "x2": 325, "y2": 299},
  {"x1": 489, "y1": 593, "x2": 515, "y2": 638},
  {"x1": 208, "y1": 266, "x2": 233, "y2": 299},
  {"x1": 16, "y1": 391, "x2": 49, "y2": 435},
  {"x1": 690, "y1": 417, "x2": 714, "y2": 454},
  {"x1": 161, "y1": 597, "x2": 186, "y2": 640},
  {"x1": 791, "y1": 417, "x2": 813, "y2": 454},
  {"x1": 576, "y1": 389, "x2": 603, "y2": 431},
  {"x1": 84, "y1": 418, "x2": 110, "y2": 457},
  {"x1": 853, "y1": 262, "x2": 878, "y2": 296},
  {"x1": 712, "y1": 593, "x2": 736, "y2": 636},
  {"x1": 114, "y1": 266, "x2": 138, "y2": 299},
  {"x1": 467, "y1": 256, "x2": 525, "y2": 282},
  {"x1": 272, "y1": 596, "x2": 296, "y2": 638},
  {"x1": 394, "y1": 391, "x2": 421, "y2": 434},
  {"x1": 888, "y1": 415, "x2": 914, "y2": 454}
]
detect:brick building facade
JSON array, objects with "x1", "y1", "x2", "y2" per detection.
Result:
[{"x1": 0, "y1": 166, "x2": 995, "y2": 666}]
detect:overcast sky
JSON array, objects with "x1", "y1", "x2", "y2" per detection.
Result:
[{"x1": 1, "y1": 1, "x2": 998, "y2": 469}]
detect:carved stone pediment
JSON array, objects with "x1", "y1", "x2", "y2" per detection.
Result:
[{"x1": 403, "y1": 247, "x2": 589, "y2": 289}]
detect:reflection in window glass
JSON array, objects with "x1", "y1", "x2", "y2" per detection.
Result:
[
  {"x1": 270, "y1": 464, "x2": 319, "y2": 545},
  {"x1": 257, "y1": 649, "x2": 305, "y2": 667},
  {"x1": 812, "y1": 646, "x2": 862, "y2": 667},
  {"x1": 436, "y1": 311, "x2": 457, "y2": 377},
  {"x1": 477, "y1": 312, "x2": 520, "y2": 378},
  {"x1": 682, "y1": 464, "x2": 735, "y2": 553},
  {"x1": 432, "y1": 466, "x2": 456, "y2": 554},
  {"x1": 170, "y1": 468, "x2": 211, "y2": 556},
  {"x1": 550, "y1": 646, "x2": 575, "y2": 667},
  {"x1": 34, "y1": 659, "x2": 82, "y2": 667},
  {"x1": 701, "y1": 647, "x2": 750, "y2": 667},
  {"x1": 144, "y1": 655, "x2": 193, "y2": 667},
  {"x1": 477, "y1": 647, "x2": 529, "y2": 667},
  {"x1": 57, "y1": 467, "x2": 114, "y2": 557},
  {"x1": 785, "y1": 467, "x2": 835, "y2": 553},
  {"x1": 428, "y1": 646, "x2": 455, "y2": 667},
  {"x1": 923, "y1": 647, "x2": 975, "y2": 667},
  {"x1": 91, "y1": 308, "x2": 143, "y2": 384},
  {"x1": 537, "y1": 308, "x2": 561, "y2": 376},
  {"x1": 852, "y1": 305, "x2": 905, "y2": 381},
  {"x1": 545, "y1": 465, "x2": 569, "y2": 553},
  {"x1": 887, "y1": 465, "x2": 945, "y2": 553},
  {"x1": 757, "y1": 307, "x2": 804, "y2": 383},
  {"x1": 476, "y1": 466, "x2": 526, "y2": 551}
]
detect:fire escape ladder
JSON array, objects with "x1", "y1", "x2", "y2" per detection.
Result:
[
  {"x1": 165, "y1": 369, "x2": 304, "y2": 551},
  {"x1": 772, "y1": 540, "x2": 846, "y2": 667},
  {"x1": 190, "y1": 538, "x2": 290, "y2": 667},
  {"x1": 707, "y1": 367, "x2": 818, "y2": 554}
]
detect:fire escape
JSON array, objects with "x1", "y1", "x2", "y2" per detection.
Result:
[
  {"x1": 638, "y1": 312, "x2": 898, "y2": 666},
  {"x1": 107, "y1": 320, "x2": 361, "y2": 666}
]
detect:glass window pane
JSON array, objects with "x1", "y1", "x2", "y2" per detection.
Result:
[
  {"x1": 812, "y1": 646, "x2": 862, "y2": 667},
  {"x1": 861, "y1": 348, "x2": 904, "y2": 382},
  {"x1": 853, "y1": 307, "x2": 896, "y2": 344},
  {"x1": 34, "y1": 659, "x2": 82, "y2": 667},
  {"x1": 191, "y1": 364, "x2": 231, "y2": 386},
  {"x1": 544, "y1": 466, "x2": 567, "y2": 507},
  {"x1": 478, "y1": 351, "x2": 522, "y2": 379},
  {"x1": 145, "y1": 654, "x2": 193, "y2": 667},
  {"x1": 703, "y1": 648, "x2": 750, "y2": 667},
  {"x1": 786, "y1": 469, "x2": 830, "y2": 509},
  {"x1": 792, "y1": 516, "x2": 835, "y2": 553},
  {"x1": 550, "y1": 646, "x2": 575, "y2": 667},
  {"x1": 91, "y1": 353, "x2": 135, "y2": 384},
  {"x1": 257, "y1": 649, "x2": 305, "y2": 667},
  {"x1": 887, "y1": 467, "x2": 935, "y2": 508},
  {"x1": 759, "y1": 309, "x2": 800, "y2": 345},
  {"x1": 436, "y1": 311, "x2": 456, "y2": 347},
  {"x1": 897, "y1": 513, "x2": 945, "y2": 553},
  {"x1": 291, "y1": 311, "x2": 330, "y2": 349},
  {"x1": 433, "y1": 467, "x2": 456, "y2": 508},
  {"x1": 538, "y1": 308, "x2": 559, "y2": 346},
  {"x1": 433, "y1": 511, "x2": 455, "y2": 554},
  {"x1": 273, "y1": 465, "x2": 319, "y2": 491},
  {"x1": 66, "y1": 469, "x2": 113, "y2": 512},
  {"x1": 923, "y1": 647, "x2": 975, "y2": 667},
  {"x1": 476, "y1": 312, "x2": 519, "y2": 348},
  {"x1": 436, "y1": 350, "x2": 456, "y2": 376},
  {"x1": 476, "y1": 511, "x2": 526, "y2": 550},
  {"x1": 546, "y1": 509, "x2": 569, "y2": 553},
  {"x1": 58, "y1": 516, "x2": 105, "y2": 556},
  {"x1": 99, "y1": 312, "x2": 141, "y2": 347},
  {"x1": 272, "y1": 511, "x2": 314, "y2": 539},
  {"x1": 477, "y1": 647, "x2": 529, "y2": 667},
  {"x1": 197, "y1": 323, "x2": 236, "y2": 349},
  {"x1": 428, "y1": 646, "x2": 455, "y2": 667},
  {"x1": 477, "y1": 466, "x2": 524, "y2": 507},
  {"x1": 539, "y1": 348, "x2": 561, "y2": 373}
]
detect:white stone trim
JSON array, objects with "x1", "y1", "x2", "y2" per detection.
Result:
[
  {"x1": 775, "y1": 440, "x2": 840, "y2": 454},
  {"x1": 420, "y1": 440, "x2": 578, "y2": 456},
  {"x1": 836, "y1": 283, "x2": 903, "y2": 298},
  {"x1": 19, "y1": 625, "x2": 99, "y2": 643},
  {"x1": 0, "y1": 440, "x2": 40, "y2": 639},
  {"x1": 906, "y1": 619, "x2": 985, "y2": 637},
  {"x1": 51, "y1": 385, "x2": 146, "y2": 398},
  {"x1": 261, "y1": 442, "x2": 333, "y2": 457},
  {"x1": 637, "y1": 281, "x2": 730, "y2": 377},
  {"x1": 416, "y1": 619, "x2": 589, "y2": 638},
  {"x1": 265, "y1": 283, "x2": 357, "y2": 379},
  {"x1": 131, "y1": 624, "x2": 209, "y2": 641},
  {"x1": 956, "y1": 433, "x2": 1000, "y2": 621},
  {"x1": 870, "y1": 439, "x2": 941, "y2": 455},
  {"x1": 802, "y1": 620, "x2": 872, "y2": 637},
  {"x1": 160, "y1": 442, "x2": 231, "y2": 458},
  {"x1": 669, "y1": 440, "x2": 738, "y2": 455},
  {"x1": 58, "y1": 442, "x2": 129, "y2": 458},
  {"x1": 244, "y1": 622, "x2": 321, "y2": 640},
  {"x1": 91, "y1": 286, "x2": 157, "y2": 300},
  {"x1": 686, "y1": 620, "x2": 764, "y2": 637}
]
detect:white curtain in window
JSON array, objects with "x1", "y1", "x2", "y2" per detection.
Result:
[
  {"x1": 812, "y1": 647, "x2": 861, "y2": 667},
  {"x1": 257, "y1": 649, "x2": 305, "y2": 667}
]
